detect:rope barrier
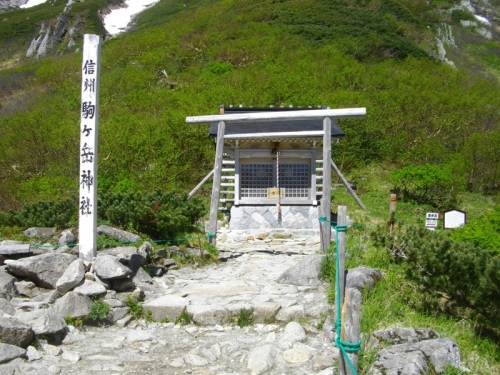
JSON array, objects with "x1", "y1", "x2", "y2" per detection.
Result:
[{"x1": 319, "y1": 217, "x2": 361, "y2": 375}]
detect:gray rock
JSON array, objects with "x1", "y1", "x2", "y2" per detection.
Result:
[
  {"x1": 56, "y1": 259, "x2": 86, "y2": 294},
  {"x1": 137, "y1": 242, "x2": 152, "y2": 261},
  {"x1": 0, "y1": 316, "x2": 35, "y2": 348},
  {"x1": 15, "y1": 307, "x2": 67, "y2": 336},
  {"x1": 149, "y1": 265, "x2": 166, "y2": 276},
  {"x1": 371, "y1": 327, "x2": 441, "y2": 346},
  {"x1": 132, "y1": 266, "x2": 152, "y2": 283},
  {"x1": 0, "y1": 244, "x2": 31, "y2": 258},
  {"x1": 26, "y1": 345, "x2": 42, "y2": 361},
  {"x1": 54, "y1": 292, "x2": 93, "y2": 319},
  {"x1": 345, "y1": 266, "x2": 382, "y2": 292},
  {"x1": 253, "y1": 302, "x2": 281, "y2": 323},
  {"x1": 187, "y1": 304, "x2": 229, "y2": 325},
  {"x1": 93, "y1": 255, "x2": 132, "y2": 280},
  {"x1": 247, "y1": 344, "x2": 278, "y2": 374},
  {"x1": 110, "y1": 277, "x2": 136, "y2": 292},
  {"x1": 367, "y1": 338, "x2": 468, "y2": 375},
  {"x1": 100, "y1": 246, "x2": 137, "y2": 259},
  {"x1": 23, "y1": 227, "x2": 56, "y2": 238},
  {"x1": 143, "y1": 295, "x2": 188, "y2": 322},
  {"x1": 15, "y1": 280, "x2": 51, "y2": 299},
  {"x1": 61, "y1": 350, "x2": 80, "y2": 363},
  {"x1": 97, "y1": 225, "x2": 141, "y2": 243},
  {"x1": 129, "y1": 253, "x2": 147, "y2": 274},
  {"x1": 5, "y1": 253, "x2": 77, "y2": 289},
  {"x1": 0, "y1": 266, "x2": 18, "y2": 300},
  {"x1": 276, "y1": 254, "x2": 323, "y2": 286},
  {"x1": 0, "y1": 343, "x2": 26, "y2": 364},
  {"x1": 275, "y1": 305, "x2": 305, "y2": 322},
  {"x1": 73, "y1": 279, "x2": 107, "y2": 298},
  {"x1": 58, "y1": 229, "x2": 76, "y2": 246},
  {"x1": 278, "y1": 321, "x2": 307, "y2": 349},
  {"x1": 0, "y1": 298, "x2": 16, "y2": 316}
]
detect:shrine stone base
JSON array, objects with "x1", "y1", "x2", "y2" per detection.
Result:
[{"x1": 228, "y1": 205, "x2": 320, "y2": 232}]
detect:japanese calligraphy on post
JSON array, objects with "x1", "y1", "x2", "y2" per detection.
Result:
[{"x1": 79, "y1": 34, "x2": 101, "y2": 261}]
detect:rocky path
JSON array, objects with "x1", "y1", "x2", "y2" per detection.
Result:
[{"x1": 2, "y1": 236, "x2": 339, "y2": 375}]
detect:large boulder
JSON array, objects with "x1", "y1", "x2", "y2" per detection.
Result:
[
  {"x1": 54, "y1": 292, "x2": 93, "y2": 319},
  {"x1": 97, "y1": 225, "x2": 141, "y2": 243},
  {"x1": 56, "y1": 259, "x2": 86, "y2": 294},
  {"x1": 0, "y1": 316, "x2": 34, "y2": 348},
  {"x1": 93, "y1": 254, "x2": 132, "y2": 280},
  {"x1": 367, "y1": 338, "x2": 469, "y2": 375},
  {"x1": 276, "y1": 254, "x2": 323, "y2": 286},
  {"x1": 15, "y1": 307, "x2": 67, "y2": 336},
  {"x1": 5, "y1": 253, "x2": 78, "y2": 289}
]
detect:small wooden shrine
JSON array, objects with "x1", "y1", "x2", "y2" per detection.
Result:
[{"x1": 186, "y1": 106, "x2": 366, "y2": 250}]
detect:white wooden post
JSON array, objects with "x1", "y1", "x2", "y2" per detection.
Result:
[
  {"x1": 78, "y1": 34, "x2": 101, "y2": 262},
  {"x1": 207, "y1": 121, "x2": 226, "y2": 244},
  {"x1": 320, "y1": 117, "x2": 332, "y2": 253}
]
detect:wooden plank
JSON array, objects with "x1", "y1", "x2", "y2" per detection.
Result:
[
  {"x1": 331, "y1": 159, "x2": 367, "y2": 210},
  {"x1": 320, "y1": 117, "x2": 332, "y2": 254},
  {"x1": 222, "y1": 160, "x2": 235, "y2": 165},
  {"x1": 186, "y1": 108, "x2": 366, "y2": 124},
  {"x1": 221, "y1": 183, "x2": 235, "y2": 187},
  {"x1": 188, "y1": 169, "x2": 214, "y2": 198},
  {"x1": 207, "y1": 121, "x2": 225, "y2": 244}
]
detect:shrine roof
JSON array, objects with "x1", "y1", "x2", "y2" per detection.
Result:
[{"x1": 208, "y1": 106, "x2": 345, "y2": 139}]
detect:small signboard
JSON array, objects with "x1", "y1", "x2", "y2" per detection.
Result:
[
  {"x1": 425, "y1": 212, "x2": 440, "y2": 230},
  {"x1": 444, "y1": 210, "x2": 466, "y2": 229},
  {"x1": 268, "y1": 188, "x2": 284, "y2": 199}
]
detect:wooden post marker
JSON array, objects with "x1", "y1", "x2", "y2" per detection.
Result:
[
  {"x1": 389, "y1": 193, "x2": 397, "y2": 235},
  {"x1": 320, "y1": 117, "x2": 332, "y2": 253},
  {"x1": 207, "y1": 121, "x2": 226, "y2": 244},
  {"x1": 78, "y1": 34, "x2": 101, "y2": 261}
]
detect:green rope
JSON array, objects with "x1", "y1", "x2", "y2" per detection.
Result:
[
  {"x1": 206, "y1": 232, "x2": 216, "y2": 239},
  {"x1": 319, "y1": 217, "x2": 361, "y2": 374}
]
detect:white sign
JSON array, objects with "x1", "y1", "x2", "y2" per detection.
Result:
[
  {"x1": 78, "y1": 34, "x2": 101, "y2": 261},
  {"x1": 425, "y1": 212, "x2": 440, "y2": 229},
  {"x1": 444, "y1": 210, "x2": 466, "y2": 229}
]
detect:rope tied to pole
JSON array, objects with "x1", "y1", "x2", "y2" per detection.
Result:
[{"x1": 319, "y1": 217, "x2": 361, "y2": 375}]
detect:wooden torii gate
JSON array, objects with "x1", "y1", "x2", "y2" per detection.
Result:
[{"x1": 186, "y1": 108, "x2": 366, "y2": 251}]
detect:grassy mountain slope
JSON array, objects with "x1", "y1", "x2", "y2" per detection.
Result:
[{"x1": 0, "y1": 0, "x2": 498, "y2": 209}]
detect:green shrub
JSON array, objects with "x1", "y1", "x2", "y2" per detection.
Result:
[
  {"x1": 125, "y1": 294, "x2": 144, "y2": 320},
  {"x1": 88, "y1": 300, "x2": 110, "y2": 322},
  {"x1": 450, "y1": 205, "x2": 500, "y2": 252},
  {"x1": 237, "y1": 308, "x2": 254, "y2": 327},
  {"x1": 0, "y1": 197, "x2": 77, "y2": 229},
  {"x1": 175, "y1": 310, "x2": 193, "y2": 325},
  {"x1": 372, "y1": 225, "x2": 500, "y2": 335},
  {"x1": 389, "y1": 164, "x2": 460, "y2": 210},
  {"x1": 98, "y1": 190, "x2": 205, "y2": 241}
]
